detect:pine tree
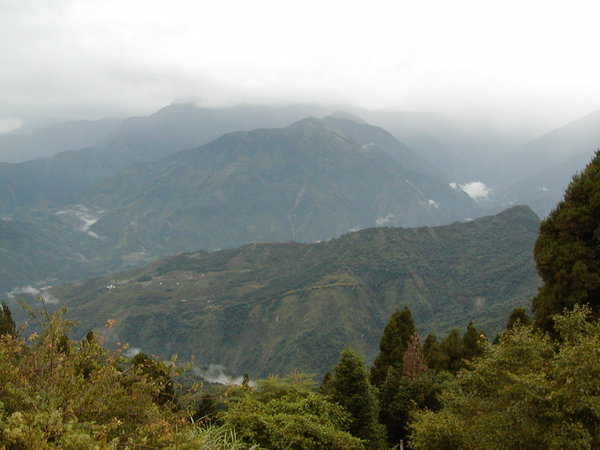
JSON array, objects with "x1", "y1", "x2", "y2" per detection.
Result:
[
  {"x1": 460, "y1": 322, "x2": 485, "y2": 363},
  {"x1": 370, "y1": 306, "x2": 415, "y2": 388},
  {"x1": 532, "y1": 149, "x2": 600, "y2": 332},
  {"x1": 436, "y1": 328, "x2": 463, "y2": 374},
  {"x1": 0, "y1": 302, "x2": 16, "y2": 336},
  {"x1": 325, "y1": 346, "x2": 386, "y2": 448},
  {"x1": 422, "y1": 333, "x2": 442, "y2": 372}
]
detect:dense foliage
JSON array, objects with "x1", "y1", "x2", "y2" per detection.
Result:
[
  {"x1": 533, "y1": 149, "x2": 600, "y2": 331},
  {"x1": 370, "y1": 306, "x2": 415, "y2": 388},
  {"x1": 323, "y1": 347, "x2": 386, "y2": 448},
  {"x1": 222, "y1": 373, "x2": 363, "y2": 449},
  {"x1": 409, "y1": 306, "x2": 600, "y2": 448},
  {"x1": 0, "y1": 307, "x2": 200, "y2": 447}
]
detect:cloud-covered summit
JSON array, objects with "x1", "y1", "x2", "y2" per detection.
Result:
[{"x1": 1, "y1": 0, "x2": 599, "y2": 133}]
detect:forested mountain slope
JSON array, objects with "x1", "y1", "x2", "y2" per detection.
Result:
[
  {"x1": 77, "y1": 117, "x2": 479, "y2": 264},
  {"x1": 47, "y1": 206, "x2": 540, "y2": 377}
]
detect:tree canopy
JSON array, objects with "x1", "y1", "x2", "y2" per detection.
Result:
[
  {"x1": 370, "y1": 306, "x2": 415, "y2": 388},
  {"x1": 409, "y1": 306, "x2": 600, "y2": 449},
  {"x1": 0, "y1": 307, "x2": 199, "y2": 447},
  {"x1": 533, "y1": 149, "x2": 600, "y2": 331},
  {"x1": 324, "y1": 347, "x2": 386, "y2": 449}
]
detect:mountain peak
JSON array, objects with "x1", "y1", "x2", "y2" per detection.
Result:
[{"x1": 327, "y1": 110, "x2": 368, "y2": 124}]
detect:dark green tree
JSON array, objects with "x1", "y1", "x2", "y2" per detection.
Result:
[
  {"x1": 0, "y1": 302, "x2": 16, "y2": 336},
  {"x1": 423, "y1": 324, "x2": 485, "y2": 375},
  {"x1": 506, "y1": 307, "x2": 531, "y2": 330},
  {"x1": 130, "y1": 352, "x2": 177, "y2": 407},
  {"x1": 325, "y1": 347, "x2": 386, "y2": 448},
  {"x1": 422, "y1": 333, "x2": 441, "y2": 371},
  {"x1": 370, "y1": 306, "x2": 416, "y2": 388},
  {"x1": 460, "y1": 322, "x2": 485, "y2": 363},
  {"x1": 435, "y1": 328, "x2": 463, "y2": 374},
  {"x1": 409, "y1": 306, "x2": 600, "y2": 448},
  {"x1": 532, "y1": 149, "x2": 600, "y2": 332}
]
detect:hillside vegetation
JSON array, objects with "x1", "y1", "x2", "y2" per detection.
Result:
[{"x1": 47, "y1": 205, "x2": 540, "y2": 377}]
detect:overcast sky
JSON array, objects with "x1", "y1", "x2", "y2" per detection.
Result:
[{"x1": 1, "y1": 0, "x2": 600, "y2": 133}]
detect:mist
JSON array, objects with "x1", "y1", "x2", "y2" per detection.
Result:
[{"x1": 1, "y1": 0, "x2": 599, "y2": 136}]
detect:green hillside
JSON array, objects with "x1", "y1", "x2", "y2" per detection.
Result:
[
  {"x1": 80, "y1": 117, "x2": 478, "y2": 265},
  {"x1": 0, "y1": 218, "x2": 101, "y2": 294},
  {"x1": 46, "y1": 206, "x2": 540, "y2": 377}
]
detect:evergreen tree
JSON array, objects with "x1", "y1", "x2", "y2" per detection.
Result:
[
  {"x1": 436, "y1": 328, "x2": 463, "y2": 374},
  {"x1": 370, "y1": 306, "x2": 416, "y2": 388},
  {"x1": 378, "y1": 367, "x2": 404, "y2": 445},
  {"x1": 506, "y1": 307, "x2": 531, "y2": 330},
  {"x1": 409, "y1": 306, "x2": 600, "y2": 449},
  {"x1": 422, "y1": 325, "x2": 485, "y2": 374},
  {"x1": 325, "y1": 346, "x2": 386, "y2": 448},
  {"x1": 422, "y1": 333, "x2": 441, "y2": 371},
  {"x1": 0, "y1": 302, "x2": 16, "y2": 336},
  {"x1": 460, "y1": 322, "x2": 485, "y2": 363},
  {"x1": 532, "y1": 149, "x2": 600, "y2": 332}
]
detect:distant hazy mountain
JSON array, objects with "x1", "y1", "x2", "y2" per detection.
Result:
[
  {"x1": 487, "y1": 108, "x2": 600, "y2": 216},
  {"x1": 0, "y1": 118, "x2": 123, "y2": 163},
  {"x1": 0, "y1": 104, "x2": 327, "y2": 215},
  {"x1": 350, "y1": 109, "x2": 530, "y2": 180},
  {"x1": 107, "y1": 103, "x2": 329, "y2": 161},
  {"x1": 321, "y1": 116, "x2": 443, "y2": 179},
  {"x1": 76, "y1": 117, "x2": 479, "y2": 268},
  {"x1": 43, "y1": 206, "x2": 540, "y2": 377},
  {"x1": 491, "y1": 153, "x2": 592, "y2": 217}
]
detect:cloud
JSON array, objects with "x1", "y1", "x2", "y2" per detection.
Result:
[
  {"x1": 193, "y1": 364, "x2": 253, "y2": 386},
  {"x1": 124, "y1": 347, "x2": 142, "y2": 358},
  {"x1": 376, "y1": 213, "x2": 396, "y2": 226},
  {"x1": 452, "y1": 181, "x2": 491, "y2": 201},
  {"x1": 1, "y1": 0, "x2": 599, "y2": 129},
  {"x1": 5, "y1": 285, "x2": 60, "y2": 304}
]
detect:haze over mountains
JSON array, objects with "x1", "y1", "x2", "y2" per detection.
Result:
[
  {"x1": 82, "y1": 117, "x2": 477, "y2": 254},
  {"x1": 1, "y1": 99, "x2": 598, "y2": 379},
  {"x1": 0, "y1": 104, "x2": 326, "y2": 215},
  {"x1": 485, "y1": 108, "x2": 600, "y2": 216},
  {"x1": 1, "y1": 102, "x2": 599, "y2": 297}
]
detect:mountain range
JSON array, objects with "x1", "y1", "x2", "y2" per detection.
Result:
[
  {"x1": 485, "y1": 108, "x2": 600, "y2": 216},
  {"x1": 79, "y1": 117, "x2": 478, "y2": 260},
  {"x1": 0, "y1": 115, "x2": 480, "y2": 294},
  {"x1": 38, "y1": 205, "x2": 540, "y2": 377},
  {"x1": 2, "y1": 101, "x2": 598, "y2": 374},
  {"x1": 0, "y1": 104, "x2": 326, "y2": 215}
]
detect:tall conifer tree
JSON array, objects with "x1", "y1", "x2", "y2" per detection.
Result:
[
  {"x1": 324, "y1": 347, "x2": 386, "y2": 449},
  {"x1": 532, "y1": 149, "x2": 600, "y2": 332},
  {"x1": 370, "y1": 306, "x2": 415, "y2": 388}
]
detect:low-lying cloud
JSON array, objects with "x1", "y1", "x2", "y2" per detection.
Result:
[
  {"x1": 6, "y1": 285, "x2": 59, "y2": 304},
  {"x1": 193, "y1": 364, "x2": 253, "y2": 386},
  {"x1": 451, "y1": 181, "x2": 491, "y2": 201}
]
